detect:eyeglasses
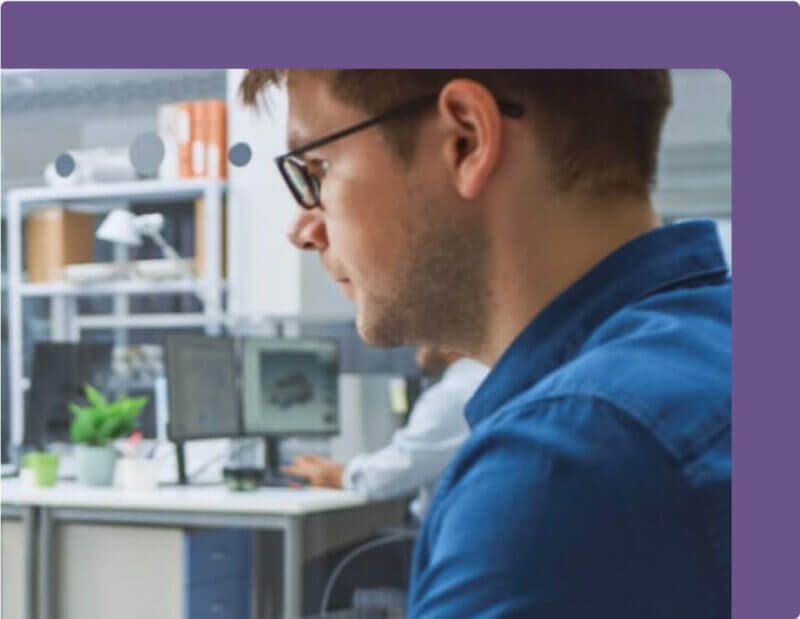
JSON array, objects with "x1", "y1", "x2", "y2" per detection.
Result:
[{"x1": 275, "y1": 92, "x2": 525, "y2": 209}]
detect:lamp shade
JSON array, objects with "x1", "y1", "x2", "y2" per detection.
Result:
[{"x1": 96, "y1": 209, "x2": 142, "y2": 246}]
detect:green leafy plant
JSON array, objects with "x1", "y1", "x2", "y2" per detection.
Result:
[{"x1": 68, "y1": 385, "x2": 148, "y2": 447}]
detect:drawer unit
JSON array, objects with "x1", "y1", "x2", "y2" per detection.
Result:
[
  {"x1": 185, "y1": 576, "x2": 251, "y2": 619},
  {"x1": 184, "y1": 528, "x2": 252, "y2": 587}
]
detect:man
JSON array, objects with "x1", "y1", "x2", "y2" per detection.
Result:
[
  {"x1": 282, "y1": 346, "x2": 489, "y2": 521},
  {"x1": 241, "y1": 70, "x2": 731, "y2": 618}
]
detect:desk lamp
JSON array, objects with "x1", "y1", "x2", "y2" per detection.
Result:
[{"x1": 96, "y1": 209, "x2": 192, "y2": 279}]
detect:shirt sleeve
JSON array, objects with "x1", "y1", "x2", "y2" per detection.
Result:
[
  {"x1": 407, "y1": 397, "x2": 715, "y2": 619},
  {"x1": 409, "y1": 460, "x2": 596, "y2": 618},
  {"x1": 342, "y1": 378, "x2": 474, "y2": 500}
]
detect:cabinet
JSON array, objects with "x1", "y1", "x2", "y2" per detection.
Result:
[
  {"x1": 184, "y1": 528, "x2": 253, "y2": 619},
  {"x1": 52, "y1": 524, "x2": 252, "y2": 619},
  {"x1": 56, "y1": 523, "x2": 183, "y2": 619},
  {"x1": 1, "y1": 518, "x2": 27, "y2": 619}
]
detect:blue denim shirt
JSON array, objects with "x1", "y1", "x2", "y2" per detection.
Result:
[{"x1": 407, "y1": 220, "x2": 731, "y2": 618}]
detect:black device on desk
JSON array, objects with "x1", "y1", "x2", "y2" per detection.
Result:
[
  {"x1": 24, "y1": 342, "x2": 113, "y2": 448},
  {"x1": 164, "y1": 333, "x2": 340, "y2": 487}
]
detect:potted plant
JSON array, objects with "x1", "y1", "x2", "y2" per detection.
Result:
[{"x1": 69, "y1": 385, "x2": 147, "y2": 487}]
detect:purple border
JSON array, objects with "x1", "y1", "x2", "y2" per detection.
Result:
[{"x1": 3, "y1": 2, "x2": 800, "y2": 617}]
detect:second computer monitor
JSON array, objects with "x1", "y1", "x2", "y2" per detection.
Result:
[
  {"x1": 164, "y1": 334, "x2": 240, "y2": 441},
  {"x1": 242, "y1": 337, "x2": 339, "y2": 437}
]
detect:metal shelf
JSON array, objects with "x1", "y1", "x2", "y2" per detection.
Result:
[
  {"x1": 76, "y1": 313, "x2": 213, "y2": 331},
  {"x1": 20, "y1": 279, "x2": 226, "y2": 298},
  {"x1": 7, "y1": 178, "x2": 227, "y2": 213}
]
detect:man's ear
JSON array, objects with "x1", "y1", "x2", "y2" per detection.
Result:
[{"x1": 437, "y1": 79, "x2": 503, "y2": 200}]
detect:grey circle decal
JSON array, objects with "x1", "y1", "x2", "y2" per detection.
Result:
[
  {"x1": 129, "y1": 132, "x2": 165, "y2": 178},
  {"x1": 228, "y1": 142, "x2": 252, "y2": 167},
  {"x1": 54, "y1": 153, "x2": 76, "y2": 178}
]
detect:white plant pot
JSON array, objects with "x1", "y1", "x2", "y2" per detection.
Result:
[{"x1": 75, "y1": 445, "x2": 117, "y2": 487}]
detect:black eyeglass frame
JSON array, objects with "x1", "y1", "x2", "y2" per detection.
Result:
[{"x1": 275, "y1": 92, "x2": 525, "y2": 208}]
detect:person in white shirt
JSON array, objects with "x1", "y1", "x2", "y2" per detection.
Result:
[{"x1": 282, "y1": 345, "x2": 489, "y2": 520}]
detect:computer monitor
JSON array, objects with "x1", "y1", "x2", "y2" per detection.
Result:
[
  {"x1": 164, "y1": 334, "x2": 240, "y2": 442},
  {"x1": 241, "y1": 337, "x2": 340, "y2": 438},
  {"x1": 300, "y1": 320, "x2": 419, "y2": 375},
  {"x1": 24, "y1": 342, "x2": 113, "y2": 447}
]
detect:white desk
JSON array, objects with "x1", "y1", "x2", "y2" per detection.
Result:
[
  {"x1": 1, "y1": 479, "x2": 405, "y2": 619},
  {"x1": 2, "y1": 480, "x2": 372, "y2": 515}
]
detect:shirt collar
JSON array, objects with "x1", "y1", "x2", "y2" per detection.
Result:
[
  {"x1": 465, "y1": 219, "x2": 730, "y2": 428},
  {"x1": 443, "y1": 357, "x2": 490, "y2": 382}
]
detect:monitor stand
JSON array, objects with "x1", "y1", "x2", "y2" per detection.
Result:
[
  {"x1": 169, "y1": 441, "x2": 218, "y2": 487},
  {"x1": 170, "y1": 437, "x2": 308, "y2": 487},
  {"x1": 176, "y1": 440, "x2": 188, "y2": 485},
  {"x1": 261, "y1": 436, "x2": 309, "y2": 487}
]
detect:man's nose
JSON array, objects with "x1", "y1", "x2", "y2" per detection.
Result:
[{"x1": 287, "y1": 209, "x2": 328, "y2": 251}]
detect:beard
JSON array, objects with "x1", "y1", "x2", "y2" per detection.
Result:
[{"x1": 355, "y1": 186, "x2": 490, "y2": 355}]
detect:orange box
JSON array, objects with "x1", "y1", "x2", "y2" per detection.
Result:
[
  {"x1": 191, "y1": 100, "x2": 209, "y2": 178},
  {"x1": 194, "y1": 197, "x2": 227, "y2": 277},
  {"x1": 177, "y1": 101, "x2": 194, "y2": 178},
  {"x1": 206, "y1": 100, "x2": 227, "y2": 179},
  {"x1": 26, "y1": 206, "x2": 95, "y2": 282}
]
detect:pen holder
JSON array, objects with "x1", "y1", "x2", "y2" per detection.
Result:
[{"x1": 117, "y1": 458, "x2": 158, "y2": 492}]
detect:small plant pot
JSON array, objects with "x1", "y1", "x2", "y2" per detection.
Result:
[
  {"x1": 30, "y1": 452, "x2": 60, "y2": 488},
  {"x1": 75, "y1": 445, "x2": 117, "y2": 487}
]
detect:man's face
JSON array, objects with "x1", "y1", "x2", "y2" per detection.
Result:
[{"x1": 286, "y1": 74, "x2": 489, "y2": 350}]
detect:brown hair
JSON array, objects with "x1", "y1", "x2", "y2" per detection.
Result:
[{"x1": 241, "y1": 69, "x2": 672, "y2": 198}]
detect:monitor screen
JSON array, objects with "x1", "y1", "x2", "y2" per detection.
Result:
[
  {"x1": 164, "y1": 334, "x2": 240, "y2": 441},
  {"x1": 241, "y1": 337, "x2": 339, "y2": 437},
  {"x1": 25, "y1": 342, "x2": 113, "y2": 447}
]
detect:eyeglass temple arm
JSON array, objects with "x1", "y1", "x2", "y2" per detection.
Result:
[{"x1": 279, "y1": 94, "x2": 523, "y2": 161}]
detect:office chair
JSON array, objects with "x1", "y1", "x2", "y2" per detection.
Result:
[{"x1": 305, "y1": 526, "x2": 419, "y2": 618}]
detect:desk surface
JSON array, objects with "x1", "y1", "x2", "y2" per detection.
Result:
[{"x1": 0, "y1": 479, "x2": 369, "y2": 516}]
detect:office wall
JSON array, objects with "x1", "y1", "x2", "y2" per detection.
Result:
[
  {"x1": 655, "y1": 69, "x2": 731, "y2": 218},
  {"x1": 225, "y1": 69, "x2": 354, "y2": 321}
]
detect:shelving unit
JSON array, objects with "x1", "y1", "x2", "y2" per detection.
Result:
[{"x1": 5, "y1": 178, "x2": 228, "y2": 450}]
